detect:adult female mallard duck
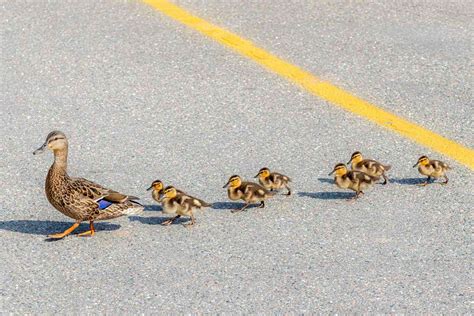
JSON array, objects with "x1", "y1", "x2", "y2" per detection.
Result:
[{"x1": 33, "y1": 131, "x2": 143, "y2": 238}]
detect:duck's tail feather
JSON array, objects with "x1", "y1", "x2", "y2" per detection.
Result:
[{"x1": 121, "y1": 200, "x2": 144, "y2": 215}]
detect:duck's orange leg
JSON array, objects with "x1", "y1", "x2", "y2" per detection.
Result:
[
  {"x1": 78, "y1": 221, "x2": 95, "y2": 237},
  {"x1": 48, "y1": 222, "x2": 80, "y2": 239}
]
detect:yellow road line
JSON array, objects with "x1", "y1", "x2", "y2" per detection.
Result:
[{"x1": 143, "y1": 0, "x2": 474, "y2": 170}]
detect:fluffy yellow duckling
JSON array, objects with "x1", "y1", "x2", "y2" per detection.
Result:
[
  {"x1": 255, "y1": 167, "x2": 292, "y2": 195},
  {"x1": 160, "y1": 186, "x2": 211, "y2": 226},
  {"x1": 146, "y1": 179, "x2": 184, "y2": 202},
  {"x1": 329, "y1": 163, "x2": 379, "y2": 199},
  {"x1": 347, "y1": 151, "x2": 391, "y2": 185},
  {"x1": 223, "y1": 175, "x2": 275, "y2": 213},
  {"x1": 413, "y1": 155, "x2": 451, "y2": 186}
]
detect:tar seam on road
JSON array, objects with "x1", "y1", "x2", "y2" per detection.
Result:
[{"x1": 142, "y1": 0, "x2": 474, "y2": 170}]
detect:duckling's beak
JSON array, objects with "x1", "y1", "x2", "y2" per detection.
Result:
[
  {"x1": 412, "y1": 162, "x2": 419, "y2": 168},
  {"x1": 347, "y1": 158, "x2": 352, "y2": 164},
  {"x1": 146, "y1": 185, "x2": 153, "y2": 191},
  {"x1": 222, "y1": 181, "x2": 230, "y2": 188},
  {"x1": 254, "y1": 173, "x2": 259, "y2": 178},
  {"x1": 328, "y1": 170, "x2": 335, "y2": 176},
  {"x1": 33, "y1": 142, "x2": 47, "y2": 155}
]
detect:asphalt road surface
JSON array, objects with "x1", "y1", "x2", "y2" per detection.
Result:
[{"x1": 1, "y1": 0, "x2": 472, "y2": 313}]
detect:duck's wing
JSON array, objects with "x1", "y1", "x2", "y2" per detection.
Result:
[
  {"x1": 70, "y1": 177, "x2": 139, "y2": 203},
  {"x1": 348, "y1": 170, "x2": 378, "y2": 183},
  {"x1": 242, "y1": 182, "x2": 274, "y2": 198},
  {"x1": 177, "y1": 193, "x2": 211, "y2": 208},
  {"x1": 431, "y1": 160, "x2": 450, "y2": 171},
  {"x1": 272, "y1": 172, "x2": 291, "y2": 183}
]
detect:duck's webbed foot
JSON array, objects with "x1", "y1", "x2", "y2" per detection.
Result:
[
  {"x1": 440, "y1": 175, "x2": 449, "y2": 185},
  {"x1": 78, "y1": 221, "x2": 95, "y2": 237},
  {"x1": 418, "y1": 176, "x2": 431, "y2": 186},
  {"x1": 184, "y1": 214, "x2": 196, "y2": 227},
  {"x1": 162, "y1": 215, "x2": 181, "y2": 226},
  {"x1": 231, "y1": 203, "x2": 250, "y2": 213},
  {"x1": 48, "y1": 221, "x2": 80, "y2": 239}
]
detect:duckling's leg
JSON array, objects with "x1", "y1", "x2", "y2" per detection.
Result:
[
  {"x1": 184, "y1": 214, "x2": 196, "y2": 227},
  {"x1": 47, "y1": 221, "x2": 80, "y2": 239},
  {"x1": 382, "y1": 174, "x2": 388, "y2": 185},
  {"x1": 78, "y1": 221, "x2": 96, "y2": 237},
  {"x1": 231, "y1": 203, "x2": 250, "y2": 213},
  {"x1": 258, "y1": 201, "x2": 265, "y2": 208},
  {"x1": 284, "y1": 184, "x2": 292, "y2": 195},
  {"x1": 349, "y1": 191, "x2": 364, "y2": 200},
  {"x1": 418, "y1": 176, "x2": 431, "y2": 186},
  {"x1": 441, "y1": 175, "x2": 449, "y2": 185},
  {"x1": 162, "y1": 215, "x2": 181, "y2": 226}
]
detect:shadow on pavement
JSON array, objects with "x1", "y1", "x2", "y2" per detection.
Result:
[
  {"x1": 128, "y1": 215, "x2": 190, "y2": 225},
  {"x1": 298, "y1": 191, "x2": 354, "y2": 199},
  {"x1": 143, "y1": 204, "x2": 162, "y2": 212},
  {"x1": 317, "y1": 177, "x2": 334, "y2": 184},
  {"x1": 0, "y1": 220, "x2": 120, "y2": 236},
  {"x1": 390, "y1": 177, "x2": 426, "y2": 185},
  {"x1": 211, "y1": 201, "x2": 260, "y2": 211}
]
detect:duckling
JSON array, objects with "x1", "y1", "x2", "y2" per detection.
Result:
[
  {"x1": 160, "y1": 186, "x2": 211, "y2": 226},
  {"x1": 347, "y1": 151, "x2": 391, "y2": 185},
  {"x1": 329, "y1": 163, "x2": 379, "y2": 199},
  {"x1": 413, "y1": 155, "x2": 451, "y2": 186},
  {"x1": 146, "y1": 179, "x2": 185, "y2": 203},
  {"x1": 255, "y1": 167, "x2": 292, "y2": 195},
  {"x1": 33, "y1": 131, "x2": 143, "y2": 238},
  {"x1": 223, "y1": 175, "x2": 275, "y2": 213}
]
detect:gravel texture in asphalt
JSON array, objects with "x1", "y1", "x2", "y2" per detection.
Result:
[{"x1": 1, "y1": 0, "x2": 472, "y2": 313}]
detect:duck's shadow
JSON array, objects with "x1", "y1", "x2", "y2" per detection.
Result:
[
  {"x1": 128, "y1": 215, "x2": 190, "y2": 225},
  {"x1": 389, "y1": 177, "x2": 427, "y2": 185},
  {"x1": 143, "y1": 204, "x2": 162, "y2": 212},
  {"x1": 298, "y1": 191, "x2": 354, "y2": 200},
  {"x1": 211, "y1": 201, "x2": 260, "y2": 211},
  {"x1": 317, "y1": 177, "x2": 334, "y2": 184},
  {"x1": 0, "y1": 220, "x2": 120, "y2": 237}
]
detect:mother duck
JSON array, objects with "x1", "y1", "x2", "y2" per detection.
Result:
[{"x1": 33, "y1": 131, "x2": 143, "y2": 238}]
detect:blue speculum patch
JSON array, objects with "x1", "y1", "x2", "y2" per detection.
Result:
[{"x1": 98, "y1": 199, "x2": 113, "y2": 210}]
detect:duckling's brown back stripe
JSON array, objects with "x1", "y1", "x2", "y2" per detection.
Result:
[{"x1": 142, "y1": 0, "x2": 474, "y2": 170}]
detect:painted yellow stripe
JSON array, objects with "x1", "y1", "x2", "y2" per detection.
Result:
[{"x1": 143, "y1": 0, "x2": 474, "y2": 169}]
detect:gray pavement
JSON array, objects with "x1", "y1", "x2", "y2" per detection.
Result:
[{"x1": 1, "y1": 0, "x2": 473, "y2": 314}]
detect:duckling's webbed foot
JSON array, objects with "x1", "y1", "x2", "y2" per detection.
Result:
[
  {"x1": 418, "y1": 176, "x2": 431, "y2": 186},
  {"x1": 162, "y1": 215, "x2": 181, "y2": 226},
  {"x1": 285, "y1": 188, "x2": 292, "y2": 196},
  {"x1": 441, "y1": 175, "x2": 449, "y2": 185},
  {"x1": 231, "y1": 203, "x2": 250, "y2": 213},
  {"x1": 47, "y1": 221, "x2": 80, "y2": 239},
  {"x1": 258, "y1": 201, "x2": 265, "y2": 208},
  {"x1": 382, "y1": 175, "x2": 388, "y2": 185},
  {"x1": 348, "y1": 191, "x2": 364, "y2": 201},
  {"x1": 184, "y1": 214, "x2": 196, "y2": 227},
  {"x1": 78, "y1": 221, "x2": 96, "y2": 237}
]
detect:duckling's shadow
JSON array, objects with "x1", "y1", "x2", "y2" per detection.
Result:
[
  {"x1": 0, "y1": 220, "x2": 120, "y2": 238},
  {"x1": 317, "y1": 177, "x2": 334, "y2": 184},
  {"x1": 390, "y1": 177, "x2": 427, "y2": 185},
  {"x1": 211, "y1": 201, "x2": 259, "y2": 211},
  {"x1": 128, "y1": 215, "x2": 190, "y2": 225},
  {"x1": 298, "y1": 191, "x2": 354, "y2": 200},
  {"x1": 143, "y1": 204, "x2": 163, "y2": 212}
]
